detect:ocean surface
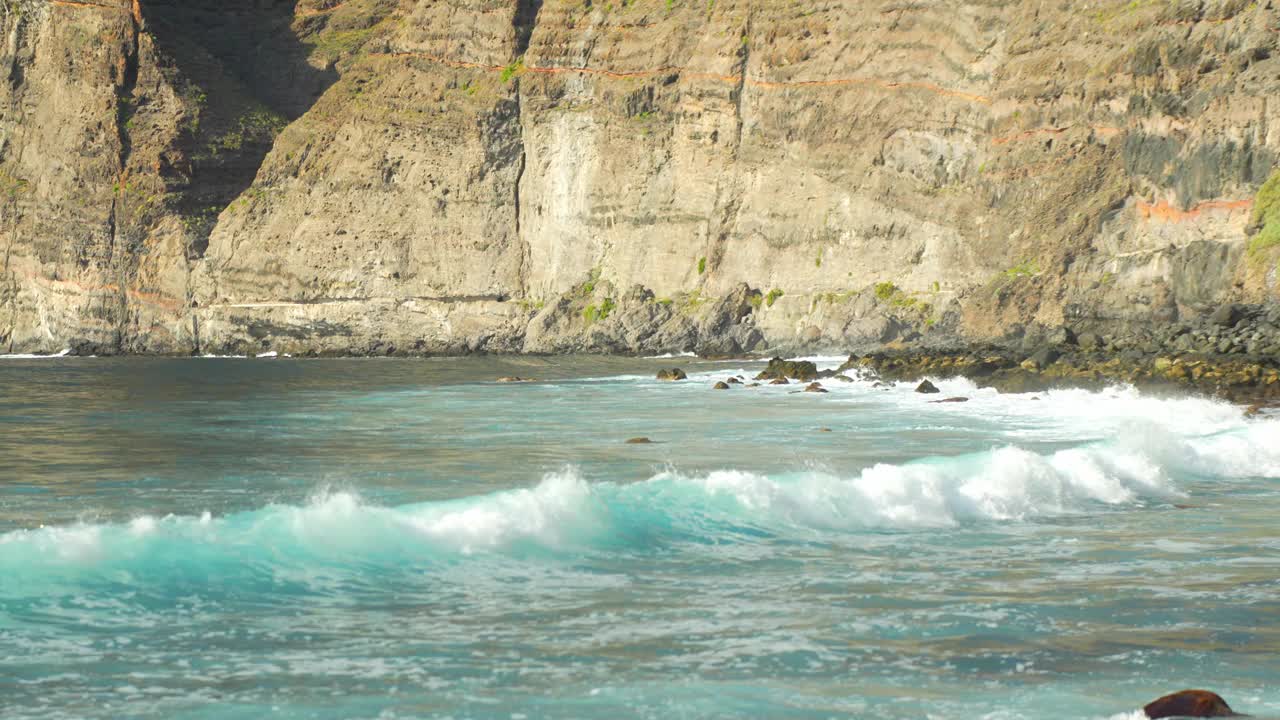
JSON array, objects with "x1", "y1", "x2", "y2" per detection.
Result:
[{"x1": 1, "y1": 355, "x2": 1277, "y2": 719}]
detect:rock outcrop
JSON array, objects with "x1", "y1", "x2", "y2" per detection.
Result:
[
  {"x1": 1144, "y1": 689, "x2": 1241, "y2": 719},
  {"x1": 2, "y1": 1, "x2": 1278, "y2": 355}
]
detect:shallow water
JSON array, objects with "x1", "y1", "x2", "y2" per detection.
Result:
[{"x1": 1, "y1": 356, "x2": 1277, "y2": 719}]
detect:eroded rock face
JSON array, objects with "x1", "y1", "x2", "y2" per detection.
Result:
[{"x1": 2, "y1": 1, "x2": 1278, "y2": 355}]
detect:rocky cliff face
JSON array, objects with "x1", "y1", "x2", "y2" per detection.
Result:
[{"x1": 2, "y1": 0, "x2": 1278, "y2": 356}]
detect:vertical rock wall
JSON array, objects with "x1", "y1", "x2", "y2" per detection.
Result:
[{"x1": 1, "y1": 0, "x2": 1277, "y2": 355}]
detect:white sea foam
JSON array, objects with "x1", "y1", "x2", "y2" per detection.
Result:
[
  {"x1": 0, "y1": 349, "x2": 71, "y2": 359},
  {"x1": 648, "y1": 440, "x2": 1179, "y2": 530}
]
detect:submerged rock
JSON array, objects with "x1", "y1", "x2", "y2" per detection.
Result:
[
  {"x1": 1144, "y1": 690, "x2": 1240, "y2": 719},
  {"x1": 656, "y1": 368, "x2": 687, "y2": 381},
  {"x1": 769, "y1": 378, "x2": 790, "y2": 386},
  {"x1": 625, "y1": 437, "x2": 654, "y2": 444},
  {"x1": 803, "y1": 382, "x2": 828, "y2": 393},
  {"x1": 915, "y1": 380, "x2": 940, "y2": 394},
  {"x1": 713, "y1": 381, "x2": 731, "y2": 390},
  {"x1": 726, "y1": 377, "x2": 743, "y2": 384},
  {"x1": 497, "y1": 376, "x2": 533, "y2": 383},
  {"x1": 931, "y1": 396, "x2": 969, "y2": 403}
]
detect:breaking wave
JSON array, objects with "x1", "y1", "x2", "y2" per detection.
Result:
[{"x1": 3, "y1": 415, "x2": 1274, "y2": 594}]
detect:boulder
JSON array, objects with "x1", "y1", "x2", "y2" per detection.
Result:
[
  {"x1": 625, "y1": 437, "x2": 654, "y2": 444},
  {"x1": 1027, "y1": 346, "x2": 1062, "y2": 370},
  {"x1": 656, "y1": 368, "x2": 688, "y2": 381},
  {"x1": 1049, "y1": 326, "x2": 1077, "y2": 346},
  {"x1": 713, "y1": 381, "x2": 732, "y2": 390},
  {"x1": 803, "y1": 382, "x2": 828, "y2": 393},
  {"x1": 1210, "y1": 304, "x2": 1244, "y2": 328},
  {"x1": 726, "y1": 377, "x2": 743, "y2": 384},
  {"x1": 497, "y1": 376, "x2": 532, "y2": 383},
  {"x1": 769, "y1": 378, "x2": 790, "y2": 385},
  {"x1": 1144, "y1": 690, "x2": 1240, "y2": 719},
  {"x1": 755, "y1": 357, "x2": 819, "y2": 381},
  {"x1": 915, "y1": 380, "x2": 941, "y2": 394}
]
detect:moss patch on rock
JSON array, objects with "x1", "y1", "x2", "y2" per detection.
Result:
[{"x1": 1248, "y1": 171, "x2": 1280, "y2": 262}]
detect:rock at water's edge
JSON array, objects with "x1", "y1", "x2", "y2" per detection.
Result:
[
  {"x1": 756, "y1": 357, "x2": 819, "y2": 382},
  {"x1": 915, "y1": 380, "x2": 941, "y2": 394},
  {"x1": 1143, "y1": 690, "x2": 1240, "y2": 719}
]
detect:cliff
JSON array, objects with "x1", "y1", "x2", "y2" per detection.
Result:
[{"x1": 2, "y1": 0, "x2": 1278, "y2": 356}]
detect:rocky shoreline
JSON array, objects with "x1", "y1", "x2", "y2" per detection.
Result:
[
  {"x1": 14, "y1": 301, "x2": 1280, "y2": 408},
  {"x1": 842, "y1": 302, "x2": 1280, "y2": 407},
  {"x1": 682, "y1": 302, "x2": 1280, "y2": 409}
]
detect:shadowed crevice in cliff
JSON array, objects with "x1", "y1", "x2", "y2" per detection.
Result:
[
  {"x1": 513, "y1": 0, "x2": 543, "y2": 59},
  {"x1": 510, "y1": 0, "x2": 543, "y2": 295},
  {"x1": 137, "y1": 0, "x2": 339, "y2": 259}
]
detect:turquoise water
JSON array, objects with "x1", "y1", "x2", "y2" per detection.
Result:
[{"x1": 1, "y1": 355, "x2": 1277, "y2": 719}]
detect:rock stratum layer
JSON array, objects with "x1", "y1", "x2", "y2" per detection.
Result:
[{"x1": 2, "y1": 0, "x2": 1279, "y2": 356}]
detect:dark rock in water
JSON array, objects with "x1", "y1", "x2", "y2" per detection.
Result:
[
  {"x1": 1211, "y1": 304, "x2": 1245, "y2": 327},
  {"x1": 931, "y1": 396, "x2": 969, "y2": 403},
  {"x1": 726, "y1": 377, "x2": 743, "y2": 384},
  {"x1": 915, "y1": 380, "x2": 941, "y2": 394},
  {"x1": 1144, "y1": 690, "x2": 1240, "y2": 718},
  {"x1": 497, "y1": 376, "x2": 532, "y2": 383},
  {"x1": 818, "y1": 427, "x2": 833, "y2": 432},
  {"x1": 803, "y1": 382, "x2": 828, "y2": 393},
  {"x1": 656, "y1": 368, "x2": 687, "y2": 381},
  {"x1": 834, "y1": 354, "x2": 861, "y2": 375},
  {"x1": 747, "y1": 383, "x2": 761, "y2": 388},
  {"x1": 625, "y1": 437, "x2": 654, "y2": 444},
  {"x1": 713, "y1": 381, "x2": 731, "y2": 390},
  {"x1": 831, "y1": 374, "x2": 855, "y2": 382},
  {"x1": 756, "y1": 357, "x2": 819, "y2": 381},
  {"x1": 1244, "y1": 404, "x2": 1263, "y2": 418},
  {"x1": 769, "y1": 378, "x2": 790, "y2": 385}
]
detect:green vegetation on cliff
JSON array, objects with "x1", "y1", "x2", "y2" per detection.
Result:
[{"x1": 1248, "y1": 171, "x2": 1280, "y2": 261}]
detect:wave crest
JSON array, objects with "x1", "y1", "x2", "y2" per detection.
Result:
[{"x1": 1, "y1": 417, "x2": 1274, "y2": 591}]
